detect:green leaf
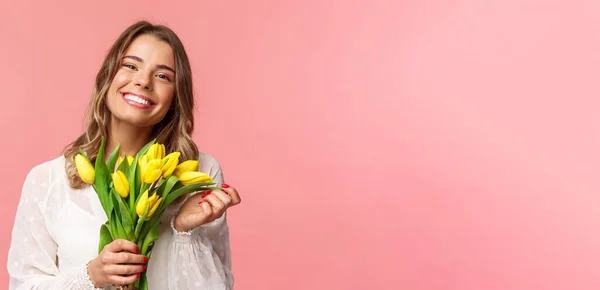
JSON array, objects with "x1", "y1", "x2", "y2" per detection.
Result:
[
  {"x1": 117, "y1": 154, "x2": 130, "y2": 174},
  {"x1": 162, "y1": 182, "x2": 216, "y2": 210},
  {"x1": 128, "y1": 138, "x2": 154, "y2": 214},
  {"x1": 112, "y1": 189, "x2": 135, "y2": 241},
  {"x1": 158, "y1": 175, "x2": 180, "y2": 199},
  {"x1": 146, "y1": 249, "x2": 154, "y2": 261},
  {"x1": 127, "y1": 138, "x2": 157, "y2": 214},
  {"x1": 134, "y1": 203, "x2": 150, "y2": 240},
  {"x1": 106, "y1": 144, "x2": 120, "y2": 174},
  {"x1": 110, "y1": 212, "x2": 125, "y2": 240},
  {"x1": 139, "y1": 273, "x2": 148, "y2": 290},
  {"x1": 92, "y1": 183, "x2": 113, "y2": 219},
  {"x1": 134, "y1": 165, "x2": 141, "y2": 201},
  {"x1": 128, "y1": 171, "x2": 137, "y2": 213},
  {"x1": 95, "y1": 137, "x2": 108, "y2": 180},
  {"x1": 137, "y1": 209, "x2": 159, "y2": 240},
  {"x1": 98, "y1": 223, "x2": 113, "y2": 254},
  {"x1": 128, "y1": 161, "x2": 140, "y2": 214},
  {"x1": 141, "y1": 225, "x2": 160, "y2": 256},
  {"x1": 93, "y1": 137, "x2": 113, "y2": 218},
  {"x1": 112, "y1": 195, "x2": 121, "y2": 221}
]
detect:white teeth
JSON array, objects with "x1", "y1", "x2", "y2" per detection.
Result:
[{"x1": 124, "y1": 94, "x2": 150, "y2": 106}]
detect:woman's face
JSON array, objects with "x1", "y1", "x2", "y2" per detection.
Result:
[{"x1": 106, "y1": 34, "x2": 176, "y2": 129}]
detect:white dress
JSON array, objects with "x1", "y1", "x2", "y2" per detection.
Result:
[{"x1": 7, "y1": 153, "x2": 234, "y2": 290}]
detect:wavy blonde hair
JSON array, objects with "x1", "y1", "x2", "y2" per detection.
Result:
[{"x1": 64, "y1": 21, "x2": 198, "y2": 189}]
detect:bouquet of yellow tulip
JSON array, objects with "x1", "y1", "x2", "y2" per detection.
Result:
[{"x1": 74, "y1": 137, "x2": 217, "y2": 290}]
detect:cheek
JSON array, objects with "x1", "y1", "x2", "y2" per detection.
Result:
[
  {"x1": 157, "y1": 86, "x2": 176, "y2": 106},
  {"x1": 110, "y1": 70, "x2": 129, "y2": 89}
]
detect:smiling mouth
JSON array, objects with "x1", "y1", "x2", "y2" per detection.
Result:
[{"x1": 121, "y1": 93, "x2": 154, "y2": 108}]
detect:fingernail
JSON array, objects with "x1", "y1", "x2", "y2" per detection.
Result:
[
  {"x1": 198, "y1": 201, "x2": 204, "y2": 205},
  {"x1": 142, "y1": 265, "x2": 147, "y2": 271},
  {"x1": 144, "y1": 257, "x2": 148, "y2": 263},
  {"x1": 201, "y1": 190, "x2": 212, "y2": 198},
  {"x1": 137, "y1": 273, "x2": 141, "y2": 278},
  {"x1": 135, "y1": 247, "x2": 140, "y2": 253},
  {"x1": 222, "y1": 184, "x2": 230, "y2": 188}
]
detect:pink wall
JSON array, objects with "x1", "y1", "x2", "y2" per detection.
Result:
[{"x1": 1, "y1": 0, "x2": 600, "y2": 289}]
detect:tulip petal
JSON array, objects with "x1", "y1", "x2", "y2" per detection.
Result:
[
  {"x1": 75, "y1": 154, "x2": 95, "y2": 184},
  {"x1": 112, "y1": 170, "x2": 129, "y2": 198},
  {"x1": 141, "y1": 159, "x2": 162, "y2": 184},
  {"x1": 136, "y1": 190, "x2": 149, "y2": 217},
  {"x1": 173, "y1": 160, "x2": 199, "y2": 179},
  {"x1": 161, "y1": 152, "x2": 180, "y2": 178},
  {"x1": 179, "y1": 171, "x2": 213, "y2": 185}
]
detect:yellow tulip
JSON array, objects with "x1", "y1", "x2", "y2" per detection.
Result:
[
  {"x1": 139, "y1": 155, "x2": 148, "y2": 168},
  {"x1": 75, "y1": 154, "x2": 95, "y2": 184},
  {"x1": 136, "y1": 190, "x2": 161, "y2": 220},
  {"x1": 112, "y1": 170, "x2": 129, "y2": 198},
  {"x1": 141, "y1": 159, "x2": 162, "y2": 184},
  {"x1": 136, "y1": 190, "x2": 150, "y2": 217},
  {"x1": 117, "y1": 155, "x2": 135, "y2": 168},
  {"x1": 146, "y1": 143, "x2": 166, "y2": 160},
  {"x1": 173, "y1": 160, "x2": 199, "y2": 179},
  {"x1": 179, "y1": 171, "x2": 213, "y2": 185},
  {"x1": 145, "y1": 197, "x2": 163, "y2": 221},
  {"x1": 161, "y1": 152, "x2": 180, "y2": 178}
]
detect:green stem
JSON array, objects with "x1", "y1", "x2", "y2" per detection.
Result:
[{"x1": 129, "y1": 189, "x2": 135, "y2": 215}]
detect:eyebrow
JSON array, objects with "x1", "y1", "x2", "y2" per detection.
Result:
[{"x1": 123, "y1": 55, "x2": 176, "y2": 74}]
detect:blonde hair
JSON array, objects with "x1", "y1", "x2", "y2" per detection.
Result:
[{"x1": 63, "y1": 21, "x2": 198, "y2": 189}]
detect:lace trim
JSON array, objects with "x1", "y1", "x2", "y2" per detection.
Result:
[
  {"x1": 170, "y1": 216, "x2": 200, "y2": 236},
  {"x1": 170, "y1": 216, "x2": 209, "y2": 246},
  {"x1": 74, "y1": 262, "x2": 105, "y2": 290}
]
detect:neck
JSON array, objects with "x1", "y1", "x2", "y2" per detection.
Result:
[{"x1": 106, "y1": 119, "x2": 154, "y2": 160}]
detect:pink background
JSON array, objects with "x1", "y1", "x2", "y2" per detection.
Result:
[{"x1": 1, "y1": 0, "x2": 600, "y2": 289}]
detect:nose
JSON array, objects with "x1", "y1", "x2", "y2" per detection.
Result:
[{"x1": 134, "y1": 72, "x2": 152, "y2": 90}]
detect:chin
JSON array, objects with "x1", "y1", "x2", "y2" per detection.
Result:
[{"x1": 111, "y1": 112, "x2": 156, "y2": 128}]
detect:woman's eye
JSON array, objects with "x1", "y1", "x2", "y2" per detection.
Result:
[
  {"x1": 123, "y1": 64, "x2": 136, "y2": 70},
  {"x1": 157, "y1": 74, "x2": 171, "y2": 81}
]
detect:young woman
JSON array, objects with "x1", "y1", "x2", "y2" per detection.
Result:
[{"x1": 7, "y1": 21, "x2": 242, "y2": 289}]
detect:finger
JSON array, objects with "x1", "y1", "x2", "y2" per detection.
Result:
[
  {"x1": 222, "y1": 185, "x2": 241, "y2": 205},
  {"x1": 105, "y1": 264, "x2": 146, "y2": 275},
  {"x1": 199, "y1": 200, "x2": 213, "y2": 217},
  {"x1": 200, "y1": 189, "x2": 213, "y2": 199},
  {"x1": 204, "y1": 194, "x2": 226, "y2": 212},
  {"x1": 108, "y1": 273, "x2": 140, "y2": 286},
  {"x1": 188, "y1": 200, "x2": 214, "y2": 225},
  {"x1": 111, "y1": 252, "x2": 148, "y2": 264},
  {"x1": 104, "y1": 239, "x2": 139, "y2": 254},
  {"x1": 210, "y1": 190, "x2": 232, "y2": 206}
]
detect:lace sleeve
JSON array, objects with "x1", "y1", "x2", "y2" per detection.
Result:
[
  {"x1": 7, "y1": 166, "x2": 103, "y2": 290},
  {"x1": 165, "y1": 159, "x2": 234, "y2": 289}
]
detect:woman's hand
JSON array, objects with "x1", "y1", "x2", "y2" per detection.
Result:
[
  {"x1": 174, "y1": 184, "x2": 241, "y2": 232},
  {"x1": 87, "y1": 239, "x2": 147, "y2": 288}
]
